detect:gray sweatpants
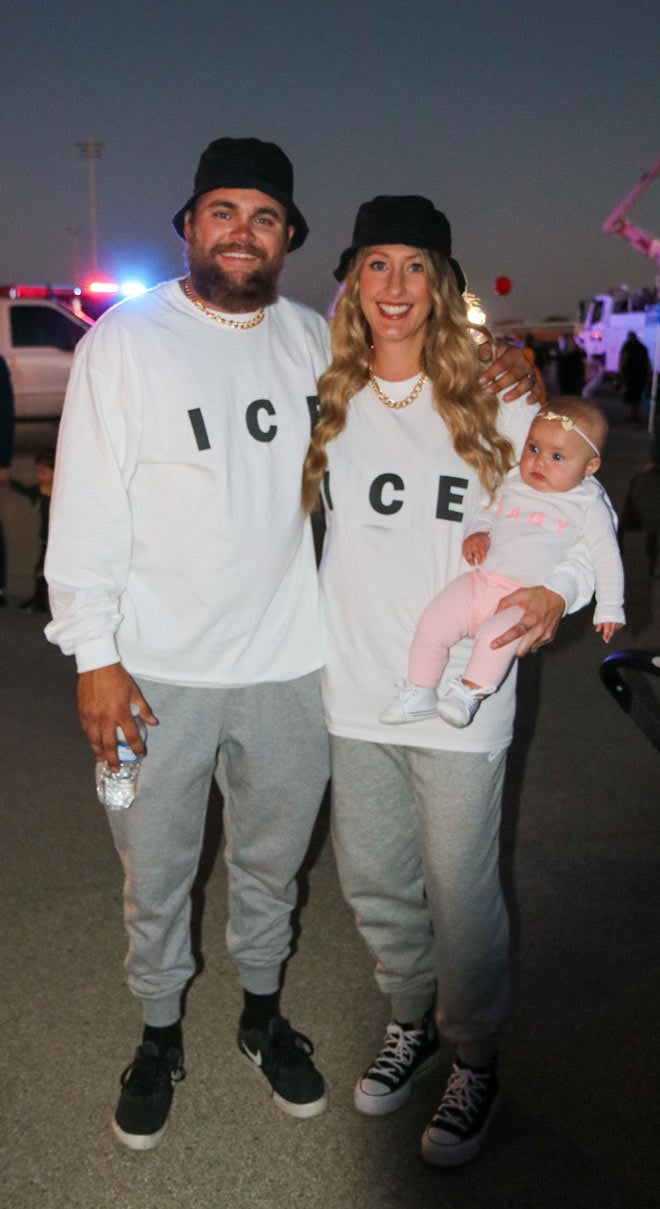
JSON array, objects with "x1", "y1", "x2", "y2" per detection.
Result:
[
  {"x1": 106, "y1": 672, "x2": 329, "y2": 1026},
  {"x1": 330, "y1": 737, "x2": 509, "y2": 1067}
]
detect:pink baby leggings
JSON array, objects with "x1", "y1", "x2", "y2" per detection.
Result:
[{"x1": 409, "y1": 568, "x2": 525, "y2": 690}]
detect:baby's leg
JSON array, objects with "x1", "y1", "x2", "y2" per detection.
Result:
[
  {"x1": 409, "y1": 573, "x2": 475, "y2": 687},
  {"x1": 463, "y1": 605, "x2": 525, "y2": 690}
]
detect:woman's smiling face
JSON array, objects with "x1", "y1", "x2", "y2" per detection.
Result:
[{"x1": 358, "y1": 245, "x2": 433, "y2": 353}]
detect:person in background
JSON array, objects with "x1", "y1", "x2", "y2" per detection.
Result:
[
  {"x1": 621, "y1": 424, "x2": 660, "y2": 578},
  {"x1": 10, "y1": 446, "x2": 55, "y2": 613},
  {"x1": 522, "y1": 333, "x2": 547, "y2": 403},
  {"x1": 302, "y1": 195, "x2": 594, "y2": 1167},
  {"x1": 619, "y1": 331, "x2": 650, "y2": 422},
  {"x1": 645, "y1": 427, "x2": 660, "y2": 471},
  {"x1": 0, "y1": 354, "x2": 15, "y2": 608},
  {"x1": 555, "y1": 333, "x2": 586, "y2": 396}
]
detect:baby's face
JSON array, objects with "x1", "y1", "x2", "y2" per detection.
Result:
[{"x1": 519, "y1": 419, "x2": 599, "y2": 494}]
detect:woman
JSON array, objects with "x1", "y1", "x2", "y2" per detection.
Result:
[{"x1": 302, "y1": 196, "x2": 593, "y2": 1167}]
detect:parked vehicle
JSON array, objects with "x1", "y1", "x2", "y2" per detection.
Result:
[
  {"x1": 578, "y1": 156, "x2": 660, "y2": 411},
  {"x1": 576, "y1": 287, "x2": 660, "y2": 373},
  {"x1": 0, "y1": 285, "x2": 92, "y2": 420}
]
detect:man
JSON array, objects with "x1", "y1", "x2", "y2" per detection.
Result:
[
  {"x1": 45, "y1": 137, "x2": 539, "y2": 1151},
  {"x1": 619, "y1": 330, "x2": 650, "y2": 422},
  {"x1": 556, "y1": 333, "x2": 586, "y2": 397},
  {"x1": 46, "y1": 139, "x2": 332, "y2": 1149}
]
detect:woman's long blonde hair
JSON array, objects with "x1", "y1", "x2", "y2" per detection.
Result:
[{"x1": 301, "y1": 247, "x2": 515, "y2": 513}]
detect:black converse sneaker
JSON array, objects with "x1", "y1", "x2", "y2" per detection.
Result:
[
  {"x1": 421, "y1": 1057, "x2": 500, "y2": 1167},
  {"x1": 238, "y1": 1015, "x2": 327, "y2": 1118},
  {"x1": 112, "y1": 1041, "x2": 186, "y2": 1150},
  {"x1": 354, "y1": 1010, "x2": 439, "y2": 1115}
]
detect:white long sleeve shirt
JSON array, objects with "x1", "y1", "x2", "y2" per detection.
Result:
[
  {"x1": 319, "y1": 380, "x2": 595, "y2": 752},
  {"x1": 45, "y1": 280, "x2": 331, "y2": 685},
  {"x1": 466, "y1": 468, "x2": 625, "y2": 625}
]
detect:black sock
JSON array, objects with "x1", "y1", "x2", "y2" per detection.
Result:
[
  {"x1": 142, "y1": 1021, "x2": 183, "y2": 1054},
  {"x1": 240, "y1": 990, "x2": 280, "y2": 1031}
]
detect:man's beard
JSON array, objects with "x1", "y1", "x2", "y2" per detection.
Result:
[{"x1": 186, "y1": 238, "x2": 285, "y2": 312}]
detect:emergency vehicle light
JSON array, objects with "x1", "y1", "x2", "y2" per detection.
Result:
[
  {"x1": 120, "y1": 280, "x2": 147, "y2": 298},
  {"x1": 1, "y1": 284, "x2": 81, "y2": 300},
  {"x1": 87, "y1": 280, "x2": 120, "y2": 296}
]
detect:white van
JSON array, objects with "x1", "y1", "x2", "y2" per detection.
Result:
[{"x1": 0, "y1": 286, "x2": 92, "y2": 420}]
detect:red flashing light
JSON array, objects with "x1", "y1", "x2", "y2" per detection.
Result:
[
  {"x1": 86, "y1": 280, "x2": 120, "y2": 296},
  {"x1": 0, "y1": 284, "x2": 80, "y2": 300},
  {"x1": 10, "y1": 285, "x2": 50, "y2": 298}
]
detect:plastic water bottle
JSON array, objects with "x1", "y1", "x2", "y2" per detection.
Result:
[{"x1": 95, "y1": 713, "x2": 147, "y2": 811}]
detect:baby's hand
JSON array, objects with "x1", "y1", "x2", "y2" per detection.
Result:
[
  {"x1": 595, "y1": 621, "x2": 623, "y2": 644},
  {"x1": 463, "y1": 532, "x2": 490, "y2": 566}
]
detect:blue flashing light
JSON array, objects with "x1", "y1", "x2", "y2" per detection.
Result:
[{"x1": 120, "y1": 280, "x2": 147, "y2": 298}]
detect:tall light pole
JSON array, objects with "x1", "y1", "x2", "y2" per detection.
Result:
[
  {"x1": 65, "y1": 224, "x2": 81, "y2": 283},
  {"x1": 76, "y1": 139, "x2": 103, "y2": 271}
]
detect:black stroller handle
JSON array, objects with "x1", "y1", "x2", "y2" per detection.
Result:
[{"x1": 600, "y1": 650, "x2": 660, "y2": 752}]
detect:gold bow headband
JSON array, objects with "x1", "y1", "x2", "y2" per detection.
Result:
[{"x1": 540, "y1": 411, "x2": 600, "y2": 456}]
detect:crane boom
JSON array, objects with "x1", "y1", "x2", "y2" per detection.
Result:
[{"x1": 602, "y1": 157, "x2": 660, "y2": 265}]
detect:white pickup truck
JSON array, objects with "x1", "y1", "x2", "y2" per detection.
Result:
[
  {"x1": 576, "y1": 287, "x2": 659, "y2": 373},
  {"x1": 0, "y1": 285, "x2": 92, "y2": 420}
]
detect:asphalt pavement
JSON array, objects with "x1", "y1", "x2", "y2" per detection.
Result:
[{"x1": 1, "y1": 398, "x2": 659, "y2": 1209}]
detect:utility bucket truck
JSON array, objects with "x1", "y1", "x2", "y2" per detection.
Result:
[
  {"x1": 577, "y1": 288, "x2": 659, "y2": 372},
  {"x1": 576, "y1": 158, "x2": 660, "y2": 397}
]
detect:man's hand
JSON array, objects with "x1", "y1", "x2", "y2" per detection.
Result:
[
  {"x1": 478, "y1": 343, "x2": 541, "y2": 404},
  {"x1": 595, "y1": 621, "x2": 623, "y2": 644},
  {"x1": 491, "y1": 586, "x2": 565, "y2": 656},
  {"x1": 77, "y1": 663, "x2": 158, "y2": 770},
  {"x1": 462, "y1": 532, "x2": 491, "y2": 566}
]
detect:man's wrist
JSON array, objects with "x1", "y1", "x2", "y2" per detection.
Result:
[{"x1": 75, "y1": 637, "x2": 121, "y2": 674}]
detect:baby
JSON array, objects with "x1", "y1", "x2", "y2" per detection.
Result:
[{"x1": 381, "y1": 399, "x2": 625, "y2": 727}]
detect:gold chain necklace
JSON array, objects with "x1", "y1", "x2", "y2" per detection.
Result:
[
  {"x1": 369, "y1": 368, "x2": 428, "y2": 410},
  {"x1": 182, "y1": 277, "x2": 265, "y2": 330}
]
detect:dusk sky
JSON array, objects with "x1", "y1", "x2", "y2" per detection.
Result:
[{"x1": 3, "y1": 0, "x2": 659, "y2": 324}]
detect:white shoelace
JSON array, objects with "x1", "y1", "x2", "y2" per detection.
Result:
[
  {"x1": 434, "y1": 1064, "x2": 490, "y2": 1124},
  {"x1": 367, "y1": 1022, "x2": 423, "y2": 1077}
]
